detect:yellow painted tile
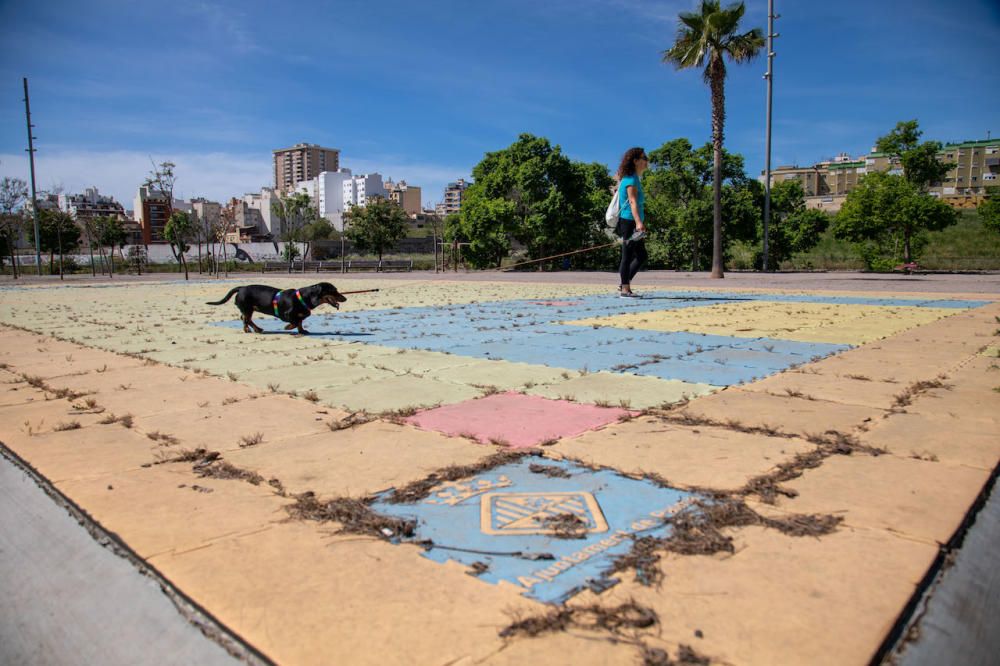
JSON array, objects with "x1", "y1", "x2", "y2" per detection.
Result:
[{"x1": 567, "y1": 301, "x2": 958, "y2": 345}]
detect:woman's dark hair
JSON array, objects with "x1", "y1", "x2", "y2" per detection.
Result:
[{"x1": 616, "y1": 147, "x2": 647, "y2": 180}]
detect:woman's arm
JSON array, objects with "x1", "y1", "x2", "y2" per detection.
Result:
[{"x1": 627, "y1": 186, "x2": 645, "y2": 231}]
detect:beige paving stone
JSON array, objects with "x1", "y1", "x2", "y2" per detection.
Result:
[
  {"x1": 0, "y1": 377, "x2": 43, "y2": 407},
  {"x1": 247, "y1": 362, "x2": 397, "y2": 393},
  {"x1": 860, "y1": 411, "x2": 1000, "y2": 470},
  {"x1": 0, "y1": 399, "x2": 111, "y2": 438},
  {"x1": 427, "y1": 358, "x2": 570, "y2": 391},
  {"x1": 181, "y1": 352, "x2": 299, "y2": 376},
  {"x1": 553, "y1": 417, "x2": 815, "y2": 491},
  {"x1": 314, "y1": 373, "x2": 484, "y2": 412},
  {"x1": 5, "y1": 346, "x2": 145, "y2": 379},
  {"x1": 367, "y1": 348, "x2": 477, "y2": 375},
  {"x1": 526, "y1": 371, "x2": 718, "y2": 409},
  {"x1": 603, "y1": 526, "x2": 938, "y2": 666},
  {"x1": 149, "y1": 523, "x2": 540, "y2": 666},
  {"x1": 132, "y1": 395, "x2": 349, "y2": 453},
  {"x1": 42, "y1": 367, "x2": 261, "y2": 417},
  {"x1": 764, "y1": 454, "x2": 992, "y2": 544},
  {"x1": 221, "y1": 420, "x2": 492, "y2": 497},
  {"x1": 56, "y1": 464, "x2": 290, "y2": 559},
  {"x1": 742, "y1": 370, "x2": 905, "y2": 409},
  {"x1": 677, "y1": 388, "x2": 886, "y2": 438},
  {"x1": 1, "y1": 422, "x2": 161, "y2": 482}
]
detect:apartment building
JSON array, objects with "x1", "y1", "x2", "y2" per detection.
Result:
[
  {"x1": 273, "y1": 143, "x2": 341, "y2": 192},
  {"x1": 133, "y1": 186, "x2": 171, "y2": 244},
  {"x1": 384, "y1": 179, "x2": 422, "y2": 217},
  {"x1": 435, "y1": 178, "x2": 469, "y2": 216},
  {"x1": 58, "y1": 187, "x2": 126, "y2": 223},
  {"x1": 764, "y1": 138, "x2": 999, "y2": 212},
  {"x1": 343, "y1": 173, "x2": 386, "y2": 211},
  {"x1": 242, "y1": 188, "x2": 279, "y2": 237},
  {"x1": 191, "y1": 198, "x2": 221, "y2": 237},
  {"x1": 295, "y1": 169, "x2": 354, "y2": 231}
]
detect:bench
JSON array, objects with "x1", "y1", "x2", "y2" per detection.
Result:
[
  {"x1": 380, "y1": 259, "x2": 412, "y2": 272},
  {"x1": 347, "y1": 259, "x2": 381, "y2": 272}
]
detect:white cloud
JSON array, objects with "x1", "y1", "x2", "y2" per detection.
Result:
[
  {"x1": 0, "y1": 150, "x2": 271, "y2": 208},
  {"x1": 0, "y1": 149, "x2": 471, "y2": 210}
]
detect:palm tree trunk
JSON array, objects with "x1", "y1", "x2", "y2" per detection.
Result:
[{"x1": 710, "y1": 57, "x2": 727, "y2": 279}]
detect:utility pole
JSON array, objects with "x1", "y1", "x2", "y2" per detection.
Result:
[
  {"x1": 762, "y1": 1, "x2": 779, "y2": 272},
  {"x1": 23, "y1": 77, "x2": 42, "y2": 275}
]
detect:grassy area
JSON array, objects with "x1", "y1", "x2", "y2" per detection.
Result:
[{"x1": 787, "y1": 210, "x2": 1000, "y2": 271}]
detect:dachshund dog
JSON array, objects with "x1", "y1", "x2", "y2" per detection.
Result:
[{"x1": 206, "y1": 282, "x2": 346, "y2": 334}]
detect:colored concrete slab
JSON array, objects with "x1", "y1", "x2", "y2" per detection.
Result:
[
  {"x1": 405, "y1": 392, "x2": 630, "y2": 448},
  {"x1": 740, "y1": 369, "x2": 906, "y2": 409},
  {"x1": 761, "y1": 454, "x2": 991, "y2": 545},
  {"x1": 677, "y1": 387, "x2": 887, "y2": 438},
  {"x1": 525, "y1": 371, "x2": 718, "y2": 409},
  {"x1": 220, "y1": 421, "x2": 491, "y2": 497},
  {"x1": 148, "y1": 522, "x2": 541, "y2": 666},
  {"x1": 312, "y1": 373, "x2": 485, "y2": 412},
  {"x1": 860, "y1": 411, "x2": 1000, "y2": 470},
  {"x1": 552, "y1": 417, "x2": 816, "y2": 491},
  {"x1": 603, "y1": 525, "x2": 939, "y2": 666},
  {"x1": 567, "y1": 301, "x2": 958, "y2": 345},
  {"x1": 56, "y1": 463, "x2": 289, "y2": 559},
  {"x1": 371, "y1": 457, "x2": 698, "y2": 602}
]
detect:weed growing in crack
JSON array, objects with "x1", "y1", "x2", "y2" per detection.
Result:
[
  {"x1": 53, "y1": 421, "x2": 81, "y2": 432},
  {"x1": 239, "y1": 432, "x2": 264, "y2": 448}
]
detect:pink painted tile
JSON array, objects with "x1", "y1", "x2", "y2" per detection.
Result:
[{"x1": 404, "y1": 392, "x2": 629, "y2": 448}]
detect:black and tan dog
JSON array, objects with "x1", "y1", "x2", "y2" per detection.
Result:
[{"x1": 206, "y1": 282, "x2": 347, "y2": 334}]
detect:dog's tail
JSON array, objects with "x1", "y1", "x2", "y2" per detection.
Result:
[{"x1": 206, "y1": 287, "x2": 240, "y2": 305}]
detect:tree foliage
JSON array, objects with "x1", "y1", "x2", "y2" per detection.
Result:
[
  {"x1": 642, "y1": 138, "x2": 759, "y2": 270},
  {"x1": 164, "y1": 210, "x2": 196, "y2": 279},
  {"x1": 0, "y1": 177, "x2": 28, "y2": 274},
  {"x1": 978, "y1": 187, "x2": 1000, "y2": 235},
  {"x1": 344, "y1": 198, "x2": 409, "y2": 262},
  {"x1": 663, "y1": 0, "x2": 764, "y2": 277},
  {"x1": 453, "y1": 134, "x2": 612, "y2": 269},
  {"x1": 874, "y1": 120, "x2": 952, "y2": 190},
  {"x1": 833, "y1": 171, "x2": 956, "y2": 268},
  {"x1": 760, "y1": 180, "x2": 831, "y2": 266}
]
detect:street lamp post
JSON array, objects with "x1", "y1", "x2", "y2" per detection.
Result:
[
  {"x1": 762, "y1": 1, "x2": 779, "y2": 272},
  {"x1": 23, "y1": 77, "x2": 42, "y2": 276}
]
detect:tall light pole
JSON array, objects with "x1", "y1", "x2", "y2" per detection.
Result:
[
  {"x1": 762, "y1": 1, "x2": 779, "y2": 271},
  {"x1": 23, "y1": 77, "x2": 42, "y2": 275}
]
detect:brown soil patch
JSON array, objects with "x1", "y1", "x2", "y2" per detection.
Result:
[
  {"x1": 285, "y1": 492, "x2": 416, "y2": 539},
  {"x1": 499, "y1": 600, "x2": 657, "y2": 639},
  {"x1": 542, "y1": 513, "x2": 588, "y2": 539},
  {"x1": 529, "y1": 463, "x2": 572, "y2": 478},
  {"x1": 612, "y1": 498, "x2": 842, "y2": 586}
]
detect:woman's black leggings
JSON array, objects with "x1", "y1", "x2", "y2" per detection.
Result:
[{"x1": 618, "y1": 217, "x2": 647, "y2": 286}]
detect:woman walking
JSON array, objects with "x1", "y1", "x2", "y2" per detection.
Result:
[{"x1": 616, "y1": 147, "x2": 648, "y2": 297}]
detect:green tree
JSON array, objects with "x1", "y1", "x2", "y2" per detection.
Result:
[
  {"x1": 663, "y1": 0, "x2": 764, "y2": 278},
  {"x1": 875, "y1": 120, "x2": 953, "y2": 191},
  {"x1": 92, "y1": 215, "x2": 127, "y2": 277},
  {"x1": 978, "y1": 187, "x2": 1000, "y2": 234},
  {"x1": 643, "y1": 138, "x2": 758, "y2": 270},
  {"x1": 164, "y1": 210, "x2": 196, "y2": 280},
  {"x1": 272, "y1": 191, "x2": 317, "y2": 268},
  {"x1": 760, "y1": 180, "x2": 831, "y2": 267},
  {"x1": 833, "y1": 171, "x2": 956, "y2": 268},
  {"x1": 344, "y1": 198, "x2": 409, "y2": 263},
  {"x1": 38, "y1": 209, "x2": 81, "y2": 277},
  {"x1": 455, "y1": 134, "x2": 611, "y2": 269},
  {"x1": 0, "y1": 176, "x2": 28, "y2": 277}
]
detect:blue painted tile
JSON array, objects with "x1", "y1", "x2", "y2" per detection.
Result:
[{"x1": 371, "y1": 458, "x2": 698, "y2": 603}]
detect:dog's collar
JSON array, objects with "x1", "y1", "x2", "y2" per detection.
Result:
[{"x1": 273, "y1": 289, "x2": 311, "y2": 318}]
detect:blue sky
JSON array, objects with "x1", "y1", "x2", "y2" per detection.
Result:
[{"x1": 1, "y1": 0, "x2": 998, "y2": 208}]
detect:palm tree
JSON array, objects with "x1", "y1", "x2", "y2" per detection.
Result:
[{"x1": 664, "y1": 1, "x2": 763, "y2": 278}]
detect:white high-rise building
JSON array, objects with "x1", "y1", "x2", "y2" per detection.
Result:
[
  {"x1": 343, "y1": 173, "x2": 386, "y2": 212},
  {"x1": 295, "y1": 169, "x2": 354, "y2": 231},
  {"x1": 244, "y1": 187, "x2": 280, "y2": 236}
]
